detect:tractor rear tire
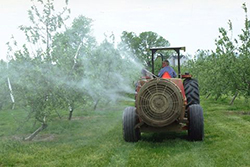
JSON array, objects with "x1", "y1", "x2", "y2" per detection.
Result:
[
  {"x1": 184, "y1": 78, "x2": 200, "y2": 108},
  {"x1": 122, "y1": 107, "x2": 141, "y2": 142},
  {"x1": 188, "y1": 104, "x2": 204, "y2": 141}
]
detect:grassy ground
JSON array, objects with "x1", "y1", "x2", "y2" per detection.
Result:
[{"x1": 0, "y1": 97, "x2": 250, "y2": 167}]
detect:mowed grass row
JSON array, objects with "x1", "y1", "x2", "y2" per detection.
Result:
[{"x1": 0, "y1": 97, "x2": 250, "y2": 167}]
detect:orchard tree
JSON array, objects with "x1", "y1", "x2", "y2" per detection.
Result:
[
  {"x1": 52, "y1": 15, "x2": 96, "y2": 66},
  {"x1": 238, "y1": 3, "x2": 250, "y2": 96},
  {"x1": 51, "y1": 15, "x2": 96, "y2": 119},
  {"x1": 212, "y1": 25, "x2": 238, "y2": 100},
  {"x1": 184, "y1": 50, "x2": 213, "y2": 96},
  {"x1": 7, "y1": 0, "x2": 70, "y2": 140},
  {"x1": 82, "y1": 37, "x2": 123, "y2": 110},
  {"x1": 82, "y1": 35, "x2": 143, "y2": 110},
  {"x1": 211, "y1": 3, "x2": 250, "y2": 102},
  {"x1": 184, "y1": 3, "x2": 250, "y2": 104},
  {"x1": 19, "y1": 0, "x2": 70, "y2": 60}
]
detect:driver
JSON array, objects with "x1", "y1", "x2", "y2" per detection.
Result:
[{"x1": 158, "y1": 60, "x2": 177, "y2": 78}]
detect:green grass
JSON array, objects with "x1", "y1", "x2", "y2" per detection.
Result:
[{"x1": 0, "y1": 97, "x2": 250, "y2": 167}]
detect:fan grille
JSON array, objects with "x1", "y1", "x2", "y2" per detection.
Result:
[{"x1": 136, "y1": 78, "x2": 183, "y2": 127}]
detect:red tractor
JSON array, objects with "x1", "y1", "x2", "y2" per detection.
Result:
[{"x1": 122, "y1": 47, "x2": 204, "y2": 142}]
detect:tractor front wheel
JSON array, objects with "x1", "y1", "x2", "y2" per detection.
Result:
[
  {"x1": 122, "y1": 107, "x2": 141, "y2": 142},
  {"x1": 188, "y1": 104, "x2": 204, "y2": 141}
]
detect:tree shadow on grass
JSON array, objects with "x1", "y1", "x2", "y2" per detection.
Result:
[{"x1": 140, "y1": 132, "x2": 188, "y2": 143}]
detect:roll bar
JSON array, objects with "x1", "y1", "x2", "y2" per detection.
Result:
[{"x1": 150, "y1": 46, "x2": 186, "y2": 78}]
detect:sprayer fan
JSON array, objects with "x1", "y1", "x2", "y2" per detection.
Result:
[{"x1": 136, "y1": 78, "x2": 183, "y2": 127}]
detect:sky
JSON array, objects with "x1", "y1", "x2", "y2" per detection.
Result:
[{"x1": 0, "y1": 0, "x2": 249, "y2": 60}]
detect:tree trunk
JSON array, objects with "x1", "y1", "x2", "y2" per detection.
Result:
[
  {"x1": 72, "y1": 42, "x2": 82, "y2": 70},
  {"x1": 24, "y1": 123, "x2": 48, "y2": 141},
  {"x1": 206, "y1": 93, "x2": 211, "y2": 99},
  {"x1": 94, "y1": 99, "x2": 100, "y2": 111},
  {"x1": 230, "y1": 92, "x2": 238, "y2": 105},
  {"x1": 7, "y1": 77, "x2": 15, "y2": 109},
  {"x1": 68, "y1": 104, "x2": 74, "y2": 120},
  {"x1": 32, "y1": 120, "x2": 37, "y2": 129},
  {"x1": 248, "y1": 83, "x2": 250, "y2": 96},
  {"x1": 56, "y1": 110, "x2": 62, "y2": 119},
  {"x1": 215, "y1": 94, "x2": 221, "y2": 101},
  {"x1": 11, "y1": 103, "x2": 15, "y2": 110}
]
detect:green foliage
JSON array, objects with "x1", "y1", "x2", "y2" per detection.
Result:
[
  {"x1": 52, "y1": 15, "x2": 96, "y2": 65},
  {"x1": 5, "y1": 0, "x2": 71, "y2": 128},
  {"x1": 4, "y1": 0, "x2": 145, "y2": 132},
  {"x1": 19, "y1": 0, "x2": 70, "y2": 59},
  {"x1": 119, "y1": 31, "x2": 170, "y2": 69},
  {"x1": 51, "y1": 15, "x2": 96, "y2": 113},
  {"x1": 184, "y1": 3, "x2": 250, "y2": 101},
  {"x1": 81, "y1": 36, "x2": 143, "y2": 109},
  {"x1": 238, "y1": 3, "x2": 250, "y2": 96},
  {"x1": 154, "y1": 56, "x2": 163, "y2": 74},
  {"x1": 0, "y1": 61, "x2": 10, "y2": 110}
]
